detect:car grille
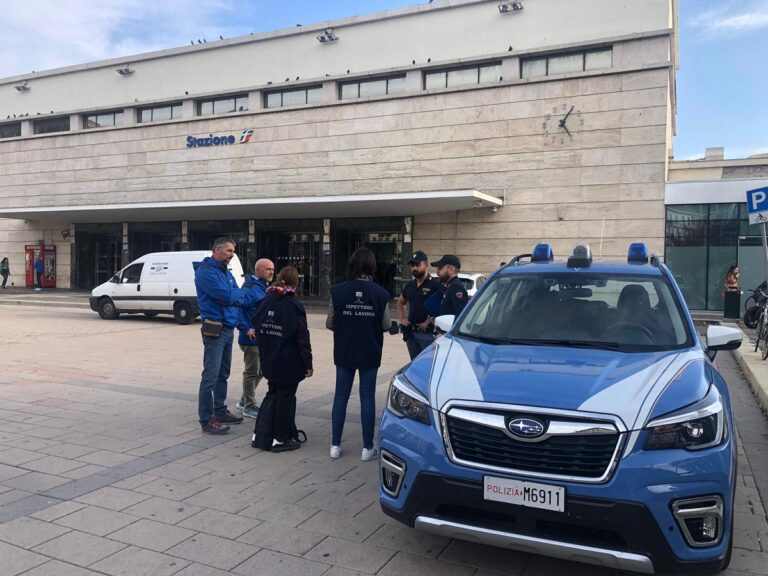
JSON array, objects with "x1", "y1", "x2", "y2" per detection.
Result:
[{"x1": 445, "y1": 413, "x2": 620, "y2": 480}]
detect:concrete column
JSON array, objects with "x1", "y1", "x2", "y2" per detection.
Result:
[
  {"x1": 320, "y1": 218, "x2": 332, "y2": 299},
  {"x1": 20, "y1": 120, "x2": 32, "y2": 137},
  {"x1": 322, "y1": 81, "x2": 337, "y2": 104},
  {"x1": 404, "y1": 70, "x2": 422, "y2": 92},
  {"x1": 70, "y1": 113, "x2": 83, "y2": 131},
  {"x1": 501, "y1": 57, "x2": 520, "y2": 82},
  {"x1": 181, "y1": 221, "x2": 189, "y2": 250},
  {"x1": 122, "y1": 222, "x2": 129, "y2": 262},
  {"x1": 123, "y1": 107, "x2": 137, "y2": 126},
  {"x1": 248, "y1": 90, "x2": 263, "y2": 111},
  {"x1": 182, "y1": 99, "x2": 195, "y2": 118}
]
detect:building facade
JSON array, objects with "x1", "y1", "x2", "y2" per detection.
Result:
[{"x1": 0, "y1": 0, "x2": 678, "y2": 295}]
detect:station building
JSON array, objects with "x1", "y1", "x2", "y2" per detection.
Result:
[{"x1": 0, "y1": 0, "x2": 678, "y2": 296}]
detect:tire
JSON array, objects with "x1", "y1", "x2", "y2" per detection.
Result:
[
  {"x1": 744, "y1": 306, "x2": 760, "y2": 329},
  {"x1": 143, "y1": 312, "x2": 159, "y2": 318},
  {"x1": 174, "y1": 301, "x2": 194, "y2": 325},
  {"x1": 744, "y1": 295, "x2": 756, "y2": 312},
  {"x1": 97, "y1": 298, "x2": 119, "y2": 320},
  {"x1": 761, "y1": 332, "x2": 768, "y2": 361},
  {"x1": 755, "y1": 315, "x2": 764, "y2": 353}
]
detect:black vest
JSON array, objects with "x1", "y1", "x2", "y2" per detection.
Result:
[
  {"x1": 255, "y1": 294, "x2": 307, "y2": 384},
  {"x1": 331, "y1": 279, "x2": 389, "y2": 369}
]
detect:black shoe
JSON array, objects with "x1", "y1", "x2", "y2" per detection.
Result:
[
  {"x1": 201, "y1": 418, "x2": 230, "y2": 435},
  {"x1": 271, "y1": 439, "x2": 301, "y2": 452},
  {"x1": 214, "y1": 410, "x2": 244, "y2": 424}
]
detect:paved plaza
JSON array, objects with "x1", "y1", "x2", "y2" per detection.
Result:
[{"x1": 0, "y1": 299, "x2": 766, "y2": 575}]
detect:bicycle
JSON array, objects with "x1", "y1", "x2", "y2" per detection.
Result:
[
  {"x1": 753, "y1": 290, "x2": 768, "y2": 359},
  {"x1": 743, "y1": 282, "x2": 767, "y2": 328}
]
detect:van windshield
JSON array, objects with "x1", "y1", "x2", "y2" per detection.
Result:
[{"x1": 455, "y1": 273, "x2": 693, "y2": 352}]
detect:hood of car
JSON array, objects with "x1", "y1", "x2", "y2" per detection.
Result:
[{"x1": 409, "y1": 335, "x2": 702, "y2": 430}]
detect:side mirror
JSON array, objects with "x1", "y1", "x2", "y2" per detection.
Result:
[
  {"x1": 705, "y1": 325, "x2": 742, "y2": 361},
  {"x1": 434, "y1": 315, "x2": 456, "y2": 334}
]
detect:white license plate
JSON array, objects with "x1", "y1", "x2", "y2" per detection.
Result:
[{"x1": 483, "y1": 476, "x2": 565, "y2": 512}]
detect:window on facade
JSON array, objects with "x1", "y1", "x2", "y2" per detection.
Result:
[
  {"x1": 0, "y1": 122, "x2": 21, "y2": 139},
  {"x1": 138, "y1": 103, "x2": 183, "y2": 123},
  {"x1": 33, "y1": 116, "x2": 70, "y2": 135},
  {"x1": 197, "y1": 94, "x2": 249, "y2": 116},
  {"x1": 424, "y1": 62, "x2": 501, "y2": 90},
  {"x1": 84, "y1": 111, "x2": 124, "y2": 129},
  {"x1": 264, "y1": 86, "x2": 323, "y2": 108},
  {"x1": 520, "y1": 48, "x2": 613, "y2": 78},
  {"x1": 340, "y1": 74, "x2": 407, "y2": 100}
]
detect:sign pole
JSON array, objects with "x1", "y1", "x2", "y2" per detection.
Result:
[{"x1": 763, "y1": 222, "x2": 768, "y2": 288}]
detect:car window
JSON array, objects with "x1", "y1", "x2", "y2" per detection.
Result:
[
  {"x1": 459, "y1": 277, "x2": 474, "y2": 290},
  {"x1": 121, "y1": 263, "x2": 144, "y2": 284},
  {"x1": 476, "y1": 276, "x2": 487, "y2": 289},
  {"x1": 456, "y1": 273, "x2": 692, "y2": 351}
]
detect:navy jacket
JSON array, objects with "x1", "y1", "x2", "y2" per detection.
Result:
[
  {"x1": 194, "y1": 257, "x2": 255, "y2": 327},
  {"x1": 255, "y1": 291, "x2": 313, "y2": 384},
  {"x1": 440, "y1": 275, "x2": 469, "y2": 317},
  {"x1": 34, "y1": 259, "x2": 44, "y2": 273},
  {"x1": 237, "y1": 275, "x2": 268, "y2": 346},
  {"x1": 328, "y1": 278, "x2": 390, "y2": 369}
]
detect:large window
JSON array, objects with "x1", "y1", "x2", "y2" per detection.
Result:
[
  {"x1": 0, "y1": 122, "x2": 21, "y2": 139},
  {"x1": 84, "y1": 111, "x2": 124, "y2": 129},
  {"x1": 340, "y1": 75, "x2": 407, "y2": 100},
  {"x1": 521, "y1": 48, "x2": 612, "y2": 78},
  {"x1": 424, "y1": 62, "x2": 501, "y2": 90},
  {"x1": 197, "y1": 94, "x2": 249, "y2": 116},
  {"x1": 138, "y1": 103, "x2": 182, "y2": 123},
  {"x1": 33, "y1": 116, "x2": 70, "y2": 135},
  {"x1": 265, "y1": 86, "x2": 323, "y2": 109}
]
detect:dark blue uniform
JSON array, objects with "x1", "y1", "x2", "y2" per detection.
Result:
[
  {"x1": 401, "y1": 276, "x2": 442, "y2": 325},
  {"x1": 440, "y1": 276, "x2": 469, "y2": 317}
]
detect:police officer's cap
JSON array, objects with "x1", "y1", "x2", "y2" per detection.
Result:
[
  {"x1": 431, "y1": 254, "x2": 461, "y2": 269},
  {"x1": 408, "y1": 250, "x2": 428, "y2": 265}
]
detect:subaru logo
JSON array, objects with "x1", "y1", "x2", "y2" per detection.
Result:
[{"x1": 508, "y1": 418, "x2": 545, "y2": 439}]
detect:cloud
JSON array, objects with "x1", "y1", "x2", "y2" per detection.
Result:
[
  {"x1": 0, "y1": 0, "x2": 252, "y2": 78},
  {"x1": 690, "y1": 0, "x2": 768, "y2": 35}
]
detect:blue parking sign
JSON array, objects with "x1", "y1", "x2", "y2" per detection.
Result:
[{"x1": 747, "y1": 186, "x2": 768, "y2": 224}]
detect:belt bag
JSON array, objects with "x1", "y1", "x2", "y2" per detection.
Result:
[{"x1": 201, "y1": 319, "x2": 224, "y2": 338}]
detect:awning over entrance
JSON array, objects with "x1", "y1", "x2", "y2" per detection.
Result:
[{"x1": 0, "y1": 190, "x2": 503, "y2": 223}]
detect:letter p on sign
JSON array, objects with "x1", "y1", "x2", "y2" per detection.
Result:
[{"x1": 752, "y1": 191, "x2": 766, "y2": 211}]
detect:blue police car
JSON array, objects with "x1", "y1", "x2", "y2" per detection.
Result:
[{"x1": 379, "y1": 243, "x2": 742, "y2": 574}]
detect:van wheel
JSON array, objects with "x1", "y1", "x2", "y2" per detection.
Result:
[
  {"x1": 97, "y1": 298, "x2": 119, "y2": 320},
  {"x1": 174, "y1": 302, "x2": 194, "y2": 325}
]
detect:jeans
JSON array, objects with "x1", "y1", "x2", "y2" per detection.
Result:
[
  {"x1": 35, "y1": 270, "x2": 43, "y2": 289},
  {"x1": 239, "y1": 345, "x2": 262, "y2": 407},
  {"x1": 198, "y1": 327, "x2": 234, "y2": 425},
  {"x1": 1, "y1": 271, "x2": 8, "y2": 288},
  {"x1": 332, "y1": 366, "x2": 378, "y2": 449},
  {"x1": 405, "y1": 330, "x2": 434, "y2": 360}
]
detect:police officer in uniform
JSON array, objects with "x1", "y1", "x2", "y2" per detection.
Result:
[
  {"x1": 397, "y1": 250, "x2": 442, "y2": 359},
  {"x1": 431, "y1": 254, "x2": 469, "y2": 318}
]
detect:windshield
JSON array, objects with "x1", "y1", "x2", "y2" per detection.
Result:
[{"x1": 456, "y1": 273, "x2": 693, "y2": 352}]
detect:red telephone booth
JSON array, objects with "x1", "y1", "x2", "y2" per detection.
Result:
[{"x1": 25, "y1": 245, "x2": 56, "y2": 288}]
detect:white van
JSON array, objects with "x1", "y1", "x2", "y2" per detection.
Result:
[{"x1": 89, "y1": 251, "x2": 244, "y2": 324}]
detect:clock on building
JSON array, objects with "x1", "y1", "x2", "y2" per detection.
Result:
[{"x1": 543, "y1": 103, "x2": 583, "y2": 146}]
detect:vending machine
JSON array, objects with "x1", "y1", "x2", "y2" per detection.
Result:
[{"x1": 25, "y1": 245, "x2": 56, "y2": 288}]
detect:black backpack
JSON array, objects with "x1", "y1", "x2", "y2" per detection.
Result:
[{"x1": 251, "y1": 390, "x2": 307, "y2": 450}]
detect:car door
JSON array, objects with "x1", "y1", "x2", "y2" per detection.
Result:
[
  {"x1": 111, "y1": 262, "x2": 144, "y2": 312},
  {"x1": 140, "y1": 259, "x2": 172, "y2": 312}
]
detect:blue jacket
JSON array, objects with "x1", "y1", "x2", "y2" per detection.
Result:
[
  {"x1": 237, "y1": 275, "x2": 268, "y2": 346},
  {"x1": 194, "y1": 257, "x2": 256, "y2": 327},
  {"x1": 34, "y1": 259, "x2": 44, "y2": 273}
]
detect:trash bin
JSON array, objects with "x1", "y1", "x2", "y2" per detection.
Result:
[{"x1": 723, "y1": 291, "x2": 741, "y2": 319}]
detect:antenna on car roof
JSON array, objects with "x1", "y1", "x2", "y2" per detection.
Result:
[{"x1": 599, "y1": 217, "x2": 605, "y2": 258}]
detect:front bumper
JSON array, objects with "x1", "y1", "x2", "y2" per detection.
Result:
[{"x1": 88, "y1": 296, "x2": 98, "y2": 311}]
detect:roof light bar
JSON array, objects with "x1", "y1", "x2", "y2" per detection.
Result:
[
  {"x1": 567, "y1": 244, "x2": 592, "y2": 268},
  {"x1": 531, "y1": 243, "x2": 553, "y2": 262},
  {"x1": 628, "y1": 243, "x2": 649, "y2": 264}
]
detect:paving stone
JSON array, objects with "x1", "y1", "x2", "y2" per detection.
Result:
[
  {"x1": 150, "y1": 462, "x2": 213, "y2": 482},
  {"x1": 3, "y1": 471, "x2": 71, "y2": 492},
  {"x1": 303, "y1": 536, "x2": 396, "y2": 574},
  {"x1": 0, "y1": 462, "x2": 31, "y2": 482},
  {"x1": 91, "y1": 545, "x2": 191, "y2": 576},
  {"x1": 735, "y1": 527, "x2": 762, "y2": 552},
  {"x1": 728, "y1": 548, "x2": 768, "y2": 575},
  {"x1": 38, "y1": 443, "x2": 98, "y2": 459},
  {"x1": 238, "y1": 500, "x2": 317, "y2": 527},
  {"x1": 108, "y1": 518, "x2": 197, "y2": 552},
  {"x1": 109, "y1": 473, "x2": 159, "y2": 490},
  {"x1": 299, "y1": 509, "x2": 381, "y2": 542},
  {"x1": 21, "y1": 455, "x2": 88, "y2": 475},
  {"x1": 439, "y1": 539, "x2": 530, "y2": 573},
  {"x1": 0, "y1": 540, "x2": 49, "y2": 576},
  {"x1": 75, "y1": 486, "x2": 153, "y2": 511},
  {"x1": 378, "y1": 551, "x2": 478, "y2": 576},
  {"x1": 0, "y1": 488, "x2": 33, "y2": 506},
  {"x1": 60, "y1": 464, "x2": 108, "y2": 480},
  {"x1": 135, "y1": 477, "x2": 208, "y2": 501},
  {"x1": 0, "y1": 447, "x2": 46, "y2": 466},
  {"x1": 173, "y1": 563, "x2": 234, "y2": 576},
  {"x1": 237, "y1": 520, "x2": 326, "y2": 555},
  {"x1": 183, "y1": 487, "x2": 250, "y2": 514},
  {"x1": 178, "y1": 508, "x2": 260, "y2": 539},
  {"x1": 19, "y1": 559, "x2": 105, "y2": 576},
  {"x1": 54, "y1": 504, "x2": 138, "y2": 536},
  {"x1": 122, "y1": 496, "x2": 204, "y2": 524},
  {"x1": 323, "y1": 567, "x2": 368, "y2": 576},
  {"x1": 76, "y1": 450, "x2": 137, "y2": 467},
  {"x1": 0, "y1": 516, "x2": 71, "y2": 548},
  {"x1": 364, "y1": 524, "x2": 450, "y2": 558},
  {"x1": 32, "y1": 530, "x2": 127, "y2": 567},
  {"x1": 519, "y1": 555, "x2": 622, "y2": 575},
  {"x1": 232, "y1": 549, "x2": 330, "y2": 576},
  {"x1": 29, "y1": 500, "x2": 87, "y2": 522},
  {"x1": 167, "y1": 532, "x2": 259, "y2": 571}
]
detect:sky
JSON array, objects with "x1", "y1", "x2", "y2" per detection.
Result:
[{"x1": 0, "y1": 0, "x2": 765, "y2": 160}]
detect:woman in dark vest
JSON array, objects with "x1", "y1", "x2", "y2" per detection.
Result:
[
  {"x1": 253, "y1": 266, "x2": 313, "y2": 452},
  {"x1": 327, "y1": 247, "x2": 395, "y2": 461}
]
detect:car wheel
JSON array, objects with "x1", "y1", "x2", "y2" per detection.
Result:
[
  {"x1": 97, "y1": 298, "x2": 119, "y2": 320},
  {"x1": 143, "y1": 312, "x2": 159, "y2": 318},
  {"x1": 174, "y1": 301, "x2": 194, "y2": 325}
]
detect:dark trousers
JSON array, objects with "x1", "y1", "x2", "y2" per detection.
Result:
[
  {"x1": 267, "y1": 380, "x2": 300, "y2": 442},
  {"x1": 198, "y1": 327, "x2": 234, "y2": 424},
  {"x1": 1, "y1": 271, "x2": 8, "y2": 287},
  {"x1": 35, "y1": 270, "x2": 43, "y2": 289},
  {"x1": 405, "y1": 330, "x2": 434, "y2": 360}
]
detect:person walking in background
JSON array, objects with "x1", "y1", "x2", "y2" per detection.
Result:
[
  {"x1": 235, "y1": 258, "x2": 274, "y2": 419},
  {"x1": 0, "y1": 257, "x2": 9, "y2": 289},
  {"x1": 33, "y1": 254, "x2": 44, "y2": 291},
  {"x1": 252, "y1": 267, "x2": 313, "y2": 453},
  {"x1": 326, "y1": 247, "x2": 397, "y2": 461}
]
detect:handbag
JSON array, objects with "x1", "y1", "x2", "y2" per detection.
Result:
[{"x1": 201, "y1": 319, "x2": 223, "y2": 338}]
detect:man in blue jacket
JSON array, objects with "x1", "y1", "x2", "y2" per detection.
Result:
[
  {"x1": 195, "y1": 237, "x2": 260, "y2": 435},
  {"x1": 34, "y1": 254, "x2": 44, "y2": 291},
  {"x1": 235, "y1": 258, "x2": 274, "y2": 419}
]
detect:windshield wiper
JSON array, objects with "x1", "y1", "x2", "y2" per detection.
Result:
[
  {"x1": 522, "y1": 339, "x2": 623, "y2": 351},
  {"x1": 457, "y1": 333, "x2": 526, "y2": 345}
]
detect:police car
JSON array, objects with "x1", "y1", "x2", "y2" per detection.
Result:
[{"x1": 379, "y1": 243, "x2": 742, "y2": 574}]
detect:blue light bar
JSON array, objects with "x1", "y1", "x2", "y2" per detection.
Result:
[
  {"x1": 531, "y1": 243, "x2": 554, "y2": 262},
  {"x1": 628, "y1": 242, "x2": 649, "y2": 264}
]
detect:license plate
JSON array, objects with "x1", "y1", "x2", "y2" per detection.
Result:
[{"x1": 483, "y1": 476, "x2": 565, "y2": 512}]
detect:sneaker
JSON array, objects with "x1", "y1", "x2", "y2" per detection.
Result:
[
  {"x1": 34, "y1": 288, "x2": 42, "y2": 291},
  {"x1": 271, "y1": 438, "x2": 301, "y2": 452},
  {"x1": 242, "y1": 405, "x2": 259, "y2": 419},
  {"x1": 235, "y1": 400, "x2": 245, "y2": 413},
  {"x1": 330, "y1": 445, "x2": 342, "y2": 459},
  {"x1": 361, "y1": 447, "x2": 378, "y2": 462},
  {"x1": 201, "y1": 419, "x2": 230, "y2": 435},
  {"x1": 214, "y1": 410, "x2": 244, "y2": 424}
]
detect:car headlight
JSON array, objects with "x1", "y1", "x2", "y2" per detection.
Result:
[
  {"x1": 388, "y1": 374, "x2": 431, "y2": 425},
  {"x1": 645, "y1": 388, "x2": 725, "y2": 451}
]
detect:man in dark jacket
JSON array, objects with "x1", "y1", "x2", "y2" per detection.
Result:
[
  {"x1": 194, "y1": 237, "x2": 260, "y2": 435},
  {"x1": 326, "y1": 247, "x2": 395, "y2": 461},
  {"x1": 235, "y1": 258, "x2": 274, "y2": 419},
  {"x1": 432, "y1": 254, "x2": 469, "y2": 319}
]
